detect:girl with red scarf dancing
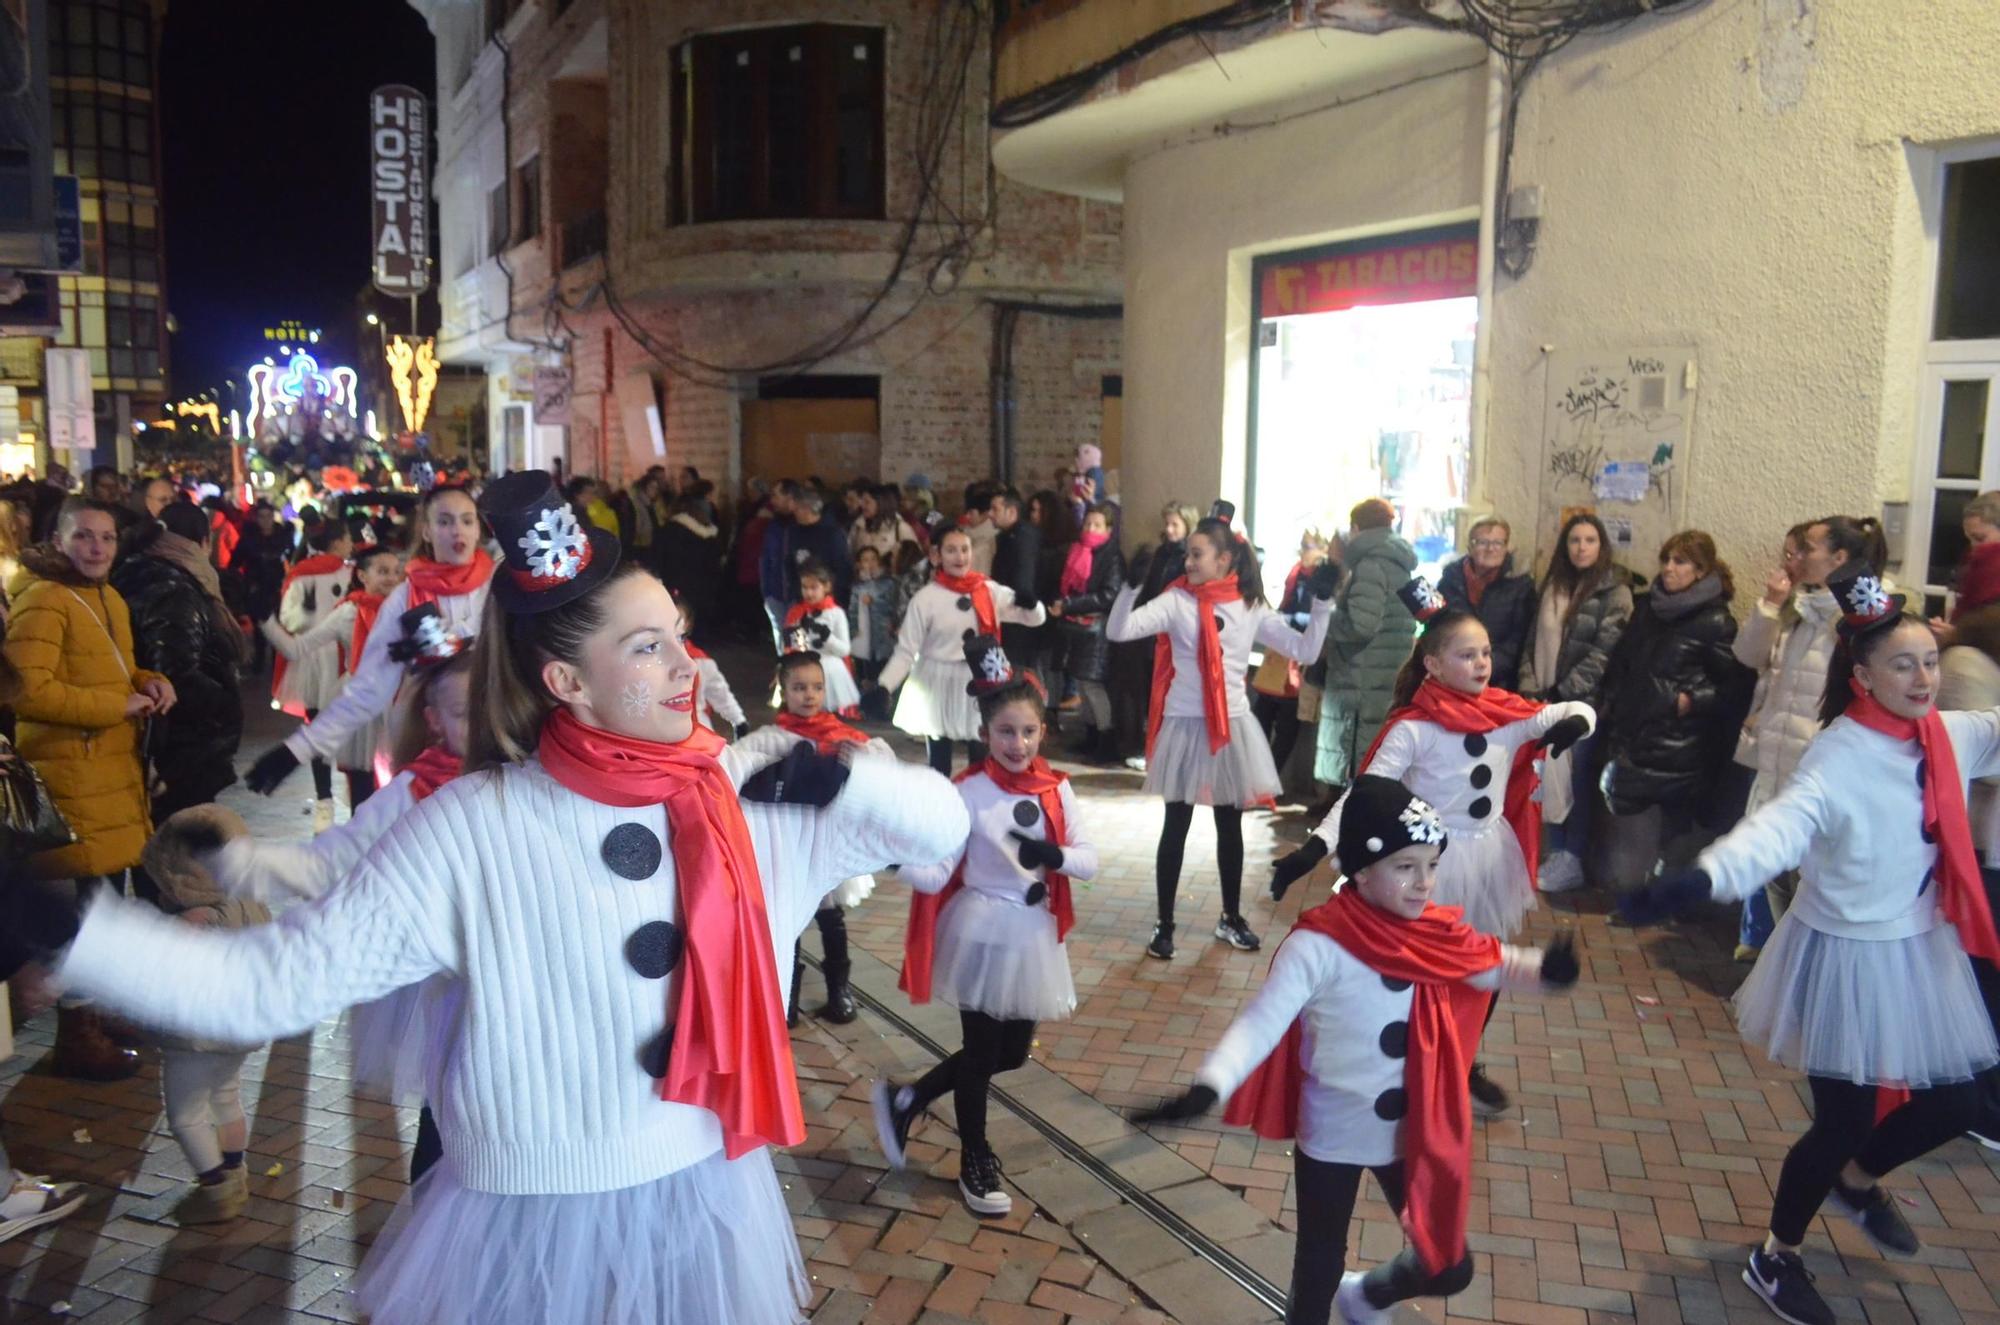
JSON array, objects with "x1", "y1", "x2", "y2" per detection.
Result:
[
  {"x1": 877, "y1": 526, "x2": 1046, "y2": 775},
  {"x1": 1107, "y1": 516, "x2": 1336, "y2": 959},
  {"x1": 1623, "y1": 562, "x2": 2000, "y2": 1325},
  {"x1": 1271, "y1": 583, "x2": 1592, "y2": 1116},
  {"x1": 1135, "y1": 776, "x2": 1579, "y2": 1324},
  {"x1": 25, "y1": 473, "x2": 968, "y2": 1325},
  {"x1": 875, "y1": 635, "x2": 1098, "y2": 1217}
]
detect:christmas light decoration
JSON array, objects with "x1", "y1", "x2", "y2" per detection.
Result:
[{"x1": 386, "y1": 335, "x2": 440, "y2": 434}]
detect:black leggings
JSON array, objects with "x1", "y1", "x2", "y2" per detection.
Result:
[
  {"x1": 303, "y1": 708, "x2": 334, "y2": 800},
  {"x1": 411, "y1": 1104, "x2": 443, "y2": 1185},
  {"x1": 905, "y1": 1011, "x2": 1035, "y2": 1156},
  {"x1": 926, "y1": 738, "x2": 987, "y2": 777},
  {"x1": 345, "y1": 768, "x2": 376, "y2": 809},
  {"x1": 1768, "y1": 1074, "x2": 1983, "y2": 1246},
  {"x1": 1156, "y1": 801, "x2": 1244, "y2": 926},
  {"x1": 1289, "y1": 1153, "x2": 1473, "y2": 1323}
]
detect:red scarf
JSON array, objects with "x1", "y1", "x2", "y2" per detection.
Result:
[
  {"x1": 775, "y1": 710, "x2": 869, "y2": 754},
  {"x1": 1460, "y1": 559, "x2": 1500, "y2": 608},
  {"x1": 404, "y1": 548, "x2": 494, "y2": 612},
  {"x1": 934, "y1": 570, "x2": 998, "y2": 637},
  {"x1": 401, "y1": 745, "x2": 463, "y2": 801},
  {"x1": 343, "y1": 589, "x2": 385, "y2": 675},
  {"x1": 1361, "y1": 679, "x2": 1548, "y2": 886},
  {"x1": 1146, "y1": 576, "x2": 1243, "y2": 758},
  {"x1": 1223, "y1": 887, "x2": 1500, "y2": 1275},
  {"x1": 270, "y1": 554, "x2": 351, "y2": 702},
  {"x1": 900, "y1": 757, "x2": 1074, "y2": 1003},
  {"x1": 1060, "y1": 529, "x2": 1109, "y2": 599},
  {"x1": 782, "y1": 599, "x2": 835, "y2": 628},
  {"x1": 536, "y1": 708, "x2": 803, "y2": 1157}
]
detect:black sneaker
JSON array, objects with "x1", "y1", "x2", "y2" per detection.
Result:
[
  {"x1": 871, "y1": 1080, "x2": 920, "y2": 1170},
  {"x1": 957, "y1": 1148, "x2": 1011, "y2": 1216},
  {"x1": 1214, "y1": 914, "x2": 1261, "y2": 951},
  {"x1": 1827, "y1": 1179, "x2": 1921, "y2": 1257},
  {"x1": 1742, "y1": 1246, "x2": 1834, "y2": 1325},
  {"x1": 1468, "y1": 1063, "x2": 1510, "y2": 1117},
  {"x1": 1146, "y1": 921, "x2": 1175, "y2": 960}
]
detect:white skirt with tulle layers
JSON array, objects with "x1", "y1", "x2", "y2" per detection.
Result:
[{"x1": 1144, "y1": 714, "x2": 1281, "y2": 807}]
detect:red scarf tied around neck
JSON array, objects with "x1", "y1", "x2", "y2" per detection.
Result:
[
  {"x1": 782, "y1": 599, "x2": 834, "y2": 628},
  {"x1": 270, "y1": 554, "x2": 350, "y2": 705},
  {"x1": 537, "y1": 708, "x2": 803, "y2": 1157},
  {"x1": 775, "y1": 710, "x2": 869, "y2": 754},
  {"x1": 1361, "y1": 679, "x2": 1550, "y2": 885},
  {"x1": 404, "y1": 547, "x2": 495, "y2": 612},
  {"x1": 342, "y1": 589, "x2": 385, "y2": 676},
  {"x1": 1223, "y1": 887, "x2": 1501, "y2": 1275},
  {"x1": 1145, "y1": 576, "x2": 1243, "y2": 757},
  {"x1": 401, "y1": 745, "x2": 463, "y2": 801},
  {"x1": 934, "y1": 569, "x2": 998, "y2": 637},
  {"x1": 900, "y1": 757, "x2": 1075, "y2": 1003}
]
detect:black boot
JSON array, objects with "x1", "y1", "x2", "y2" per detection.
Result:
[
  {"x1": 787, "y1": 957, "x2": 803, "y2": 1030},
  {"x1": 816, "y1": 906, "x2": 858, "y2": 1024}
]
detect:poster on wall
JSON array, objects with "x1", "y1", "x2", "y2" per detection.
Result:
[{"x1": 1537, "y1": 346, "x2": 1696, "y2": 566}]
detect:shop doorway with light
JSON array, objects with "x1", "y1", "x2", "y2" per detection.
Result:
[{"x1": 1247, "y1": 223, "x2": 1480, "y2": 599}]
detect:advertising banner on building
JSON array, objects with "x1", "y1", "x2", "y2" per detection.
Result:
[
  {"x1": 45, "y1": 347, "x2": 93, "y2": 456},
  {"x1": 1255, "y1": 222, "x2": 1480, "y2": 319},
  {"x1": 370, "y1": 84, "x2": 431, "y2": 295},
  {"x1": 0, "y1": 0, "x2": 56, "y2": 270}
]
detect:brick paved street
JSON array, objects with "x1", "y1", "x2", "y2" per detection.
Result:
[{"x1": 6, "y1": 649, "x2": 2000, "y2": 1323}]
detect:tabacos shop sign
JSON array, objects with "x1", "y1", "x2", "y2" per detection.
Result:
[
  {"x1": 1256, "y1": 223, "x2": 1479, "y2": 319},
  {"x1": 371, "y1": 85, "x2": 431, "y2": 296}
]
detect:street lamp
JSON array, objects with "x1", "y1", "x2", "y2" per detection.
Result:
[{"x1": 365, "y1": 313, "x2": 379, "y2": 326}]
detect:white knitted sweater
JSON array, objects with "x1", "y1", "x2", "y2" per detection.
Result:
[{"x1": 60, "y1": 746, "x2": 968, "y2": 1195}]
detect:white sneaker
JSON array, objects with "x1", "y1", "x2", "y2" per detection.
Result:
[
  {"x1": 1539, "y1": 850, "x2": 1585, "y2": 893},
  {"x1": 1969, "y1": 1129, "x2": 2000, "y2": 1151},
  {"x1": 0, "y1": 1172, "x2": 86, "y2": 1243},
  {"x1": 1123, "y1": 756, "x2": 1148, "y2": 773},
  {"x1": 1334, "y1": 1270, "x2": 1391, "y2": 1324},
  {"x1": 311, "y1": 799, "x2": 336, "y2": 834}
]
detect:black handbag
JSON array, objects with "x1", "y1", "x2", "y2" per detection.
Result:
[{"x1": 0, "y1": 736, "x2": 77, "y2": 856}]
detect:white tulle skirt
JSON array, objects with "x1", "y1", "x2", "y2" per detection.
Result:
[
  {"x1": 1144, "y1": 714, "x2": 1282, "y2": 808},
  {"x1": 345, "y1": 978, "x2": 456, "y2": 1108},
  {"x1": 1431, "y1": 820, "x2": 1537, "y2": 941},
  {"x1": 353, "y1": 1146, "x2": 808, "y2": 1325},
  {"x1": 821, "y1": 656, "x2": 861, "y2": 713},
  {"x1": 1732, "y1": 915, "x2": 1999, "y2": 1087},
  {"x1": 893, "y1": 657, "x2": 982, "y2": 741},
  {"x1": 931, "y1": 888, "x2": 1076, "y2": 1022}
]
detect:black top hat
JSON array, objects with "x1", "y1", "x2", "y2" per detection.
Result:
[
  {"x1": 1828, "y1": 562, "x2": 1905, "y2": 637},
  {"x1": 1335, "y1": 774, "x2": 1449, "y2": 877},
  {"x1": 479, "y1": 470, "x2": 620, "y2": 613},
  {"x1": 1398, "y1": 575, "x2": 1447, "y2": 623},
  {"x1": 963, "y1": 634, "x2": 1021, "y2": 697},
  {"x1": 387, "y1": 603, "x2": 471, "y2": 668},
  {"x1": 780, "y1": 622, "x2": 821, "y2": 661}
]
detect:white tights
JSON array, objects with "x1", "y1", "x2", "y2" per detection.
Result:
[{"x1": 162, "y1": 1047, "x2": 250, "y2": 1176}]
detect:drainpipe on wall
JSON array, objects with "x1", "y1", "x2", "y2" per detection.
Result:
[{"x1": 1467, "y1": 47, "x2": 1506, "y2": 517}]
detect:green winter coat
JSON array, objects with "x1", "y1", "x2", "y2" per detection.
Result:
[{"x1": 1315, "y1": 527, "x2": 1418, "y2": 783}]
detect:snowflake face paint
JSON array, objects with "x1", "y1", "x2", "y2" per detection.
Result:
[
  {"x1": 621, "y1": 682, "x2": 656, "y2": 718},
  {"x1": 566, "y1": 574, "x2": 698, "y2": 744}
]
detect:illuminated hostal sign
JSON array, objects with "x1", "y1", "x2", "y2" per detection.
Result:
[
  {"x1": 263, "y1": 321, "x2": 321, "y2": 344},
  {"x1": 371, "y1": 85, "x2": 431, "y2": 296}
]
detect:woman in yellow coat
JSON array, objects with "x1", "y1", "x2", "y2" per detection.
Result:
[{"x1": 2, "y1": 499, "x2": 175, "y2": 1080}]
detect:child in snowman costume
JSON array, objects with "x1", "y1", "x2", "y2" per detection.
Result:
[
  {"x1": 1137, "y1": 776, "x2": 1580, "y2": 1325},
  {"x1": 779, "y1": 560, "x2": 861, "y2": 715},
  {"x1": 874, "y1": 634, "x2": 1097, "y2": 1217},
  {"x1": 1270, "y1": 580, "x2": 1593, "y2": 1115}
]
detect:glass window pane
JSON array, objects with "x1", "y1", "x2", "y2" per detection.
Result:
[
  {"x1": 100, "y1": 110, "x2": 124, "y2": 149},
  {"x1": 125, "y1": 15, "x2": 144, "y2": 52},
  {"x1": 96, "y1": 46, "x2": 120, "y2": 79},
  {"x1": 87, "y1": 349, "x2": 107, "y2": 377},
  {"x1": 1931, "y1": 487, "x2": 1973, "y2": 588},
  {"x1": 80, "y1": 306, "x2": 105, "y2": 346},
  {"x1": 74, "y1": 109, "x2": 96, "y2": 147},
  {"x1": 1937, "y1": 157, "x2": 2000, "y2": 341},
  {"x1": 125, "y1": 52, "x2": 148, "y2": 85},
  {"x1": 130, "y1": 152, "x2": 151, "y2": 184},
  {"x1": 127, "y1": 112, "x2": 147, "y2": 150},
  {"x1": 1937, "y1": 379, "x2": 1991, "y2": 481},
  {"x1": 834, "y1": 33, "x2": 879, "y2": 214}
]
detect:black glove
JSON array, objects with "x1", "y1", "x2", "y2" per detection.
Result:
[
  {"x1": 1538, "y1": 930, "x2": 1580, "y2": 988},
  {"x1": 739, "y1": 744, "x2": 851, "y2": 808},
  {"x1": 1618, "y1": 867, "x2": 1713, "y2": 926},
  {"x1": 244, "y1": 743, "x2": 301, "y2": 795},
  {"x1": 733, "y1": 722, "x2": 751, "y2": 741},
  {"x1": 0, "y1": 878, "x2": 84, "y2": 983},
  {"x1": 1542, "y1": 714, "x2": 1591, "y2": 759},
  {"x1": 1129, "y1": 1084, "x2": 1219, "y2": 1127},
  {"x1": 1269, "y1": 836, "x2": 1328, "y2": 900},
  {"x1": 1307, "y1": 559, "x2": 1342, "y2": 600},
  {"x1": 860, "y1": 686, "x2": 892, "y2": 722},
  {"x1": 1010, "y1": 830, "x2": 1063, "y2": 872},
  {"x1": 1125, "y1": 549, "x2": 1150, "y2": 589}
]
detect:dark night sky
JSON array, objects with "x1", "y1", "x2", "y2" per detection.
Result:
[{"x1": 158, "y1": 1, "x2": 434, "y2": 399}]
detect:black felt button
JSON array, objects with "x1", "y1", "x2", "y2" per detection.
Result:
[
  {"x1": 1212, "y1": 613, "x2": 1228, "y2": 635},
  {"x1": 1921, "y1": 826, "x2": 1936, "y2": 844},
  {"x1": 1916, "y1": 759, "x2": 1928, "y2": 787},
  {"x1": 1025, "y1": 882, "x2": 1048, "y2": 906},
  {"x1": 963, "y1": 628, "x2": 977, "y2": 641},
  {"x1": 1381, "y1": 974, "x2": 1412, "y2": 992},
  {"x1": 1373, "y1": 1087, "x2": 1408, "y2": 1121},
  {"x1": 1470, "y1": 764, "x2": 1493, "y2": 789},
  {"x1": 1378, "y1": 1021, "x2": 1409, "y2": 1058},
  {"x1": 602, "y1": 823, "x2": 663, "y2": 880},
  {"x1": 1012, "y1": 800, "x2": 1041, "y2": 827},
  {"x1": 1463, "y1": 733, "x2": 1488, "y2": 757},
  {"x1": 1467, "y1": 796, "x2": 1493, "y2": 820},
  {"x1": 637, "y1": 1028, "x2": 673, "y2": 1080},
  {"x1": 625, "y1": 920, "x2": 683, "y2": 979},
  {"x1": 957, "y1": 595, "x2": 973, "y2": 611}
]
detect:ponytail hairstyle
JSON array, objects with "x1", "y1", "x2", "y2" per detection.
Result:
[
  {"x1": 1818, "y1": 611, "x2": 1930, "y2": 727},
  {"x1": 1815, "y1": 515, "x2": 1889, "y2": 577},
  {"x1": 390, "y1": 648, "x2": 478, "y2": 770},
  {"x1": 1190, "y1": 516, "x2": 1265, "y2": 606},
  {"x1": 1388, "y1": 608, "x2": 1484, "y2": 709},
  {"x1": 466, "y1": 560, "x2": 655, "y2": 770},
  {"x1": 411, "y1": 484, "x2": 477, "y2": 562}
]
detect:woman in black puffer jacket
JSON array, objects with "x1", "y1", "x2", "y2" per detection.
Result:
[
  {"x1": 1050, "y1": 501, "x2": 1127, "y2": 763},
  {"x1": 111, "y1": 503, "x2": 247, "y2": 823},
  {"x1": 1592, "y1": 529, "x2": 1755, "y2": 889}
]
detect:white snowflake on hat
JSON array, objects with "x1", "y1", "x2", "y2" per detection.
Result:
[
  {"x1": 413, "y1": 613, "x2": 462, "y2": 659},
  {"x1": 979, "y1": 647, "x2": 1013, "y2": 685},
  {"x1": 518, "y1": 505, "x2": 587, "y2": 581},
  {"x1": 1400, "y1": 798, "x2": 1446, "y2": 845},
  {"x1": 1849, "y1": 574, "x2": 1891, "y2": 617}
]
